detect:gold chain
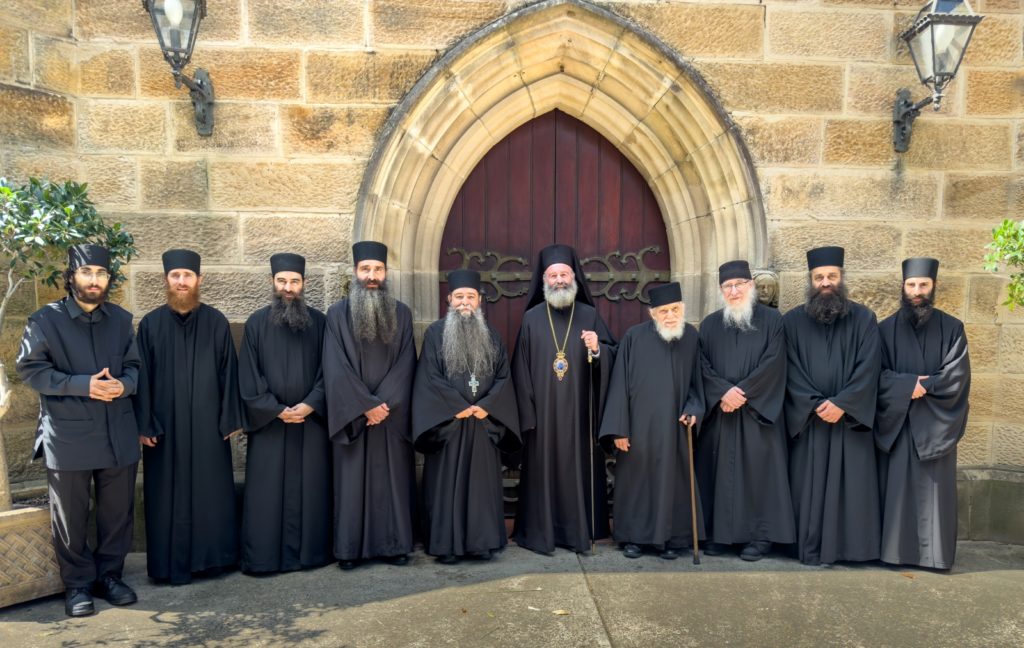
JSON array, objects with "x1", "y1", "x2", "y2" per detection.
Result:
[{"x1": 547, "y1": 300, "x2": 575, "y2": 381}]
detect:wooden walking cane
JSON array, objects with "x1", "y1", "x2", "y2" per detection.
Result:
[
  {"x1": 685, "y1": 419, "x2": 701, "y2": 565},
  {"x1": 588, "y1": 348, "x2": 595, "y2": 553}
]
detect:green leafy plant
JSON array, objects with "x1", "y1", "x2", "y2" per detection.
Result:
[
  {"x1": 984, "y1": 218, "x2": 1024, "y2": 311},
  {"x1": 0, "y1": 177, "x2": 138, "y2": 337}
]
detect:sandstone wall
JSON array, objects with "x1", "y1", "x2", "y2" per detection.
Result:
[{"x1": 1, "y1": 0, "x2": 1021, "y2": 484}]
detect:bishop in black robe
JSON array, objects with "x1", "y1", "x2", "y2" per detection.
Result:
[
  {"x1": 698, "y1": 261, "x2": 794, "y2": 561},
  {"x1": 876, "y1": 258, "x2": 970, "y2": 570},
  {"x1": 323, "y1": 241, "x2": 417, "y2": 567},
  {"x1": 599, "y1": 283, "x2": 705, "y2": 558},
  {"x1": 511, "y1": 244, "x2": 616, "y2": 554},
  {"x1": 135, "y1": 249, "x2": 242, "y2": 584},
  {"x1": 238, "y1": 253, "x2": 332, "y2": 574},
  {"x1": 783, "y1": 246, "x2": 882, "y2": 566},
  {"x1": 412, "y1": 270, "x2": 521, "y2": 562}
]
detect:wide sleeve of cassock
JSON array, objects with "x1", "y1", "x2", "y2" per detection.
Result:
[
  {"x1": 875, "y1": 316, "x2": 918, "y2": 453},
  {"x1": 735, "y1": 311, "x2": 787, "y2": 426},
  {"x1": 783, "y1": 311, "x2": 827, "y2": 439},
  {"x1": 681, "y1": 327, "x2": 706, "y2": 429},
  {"x1": 911, "y1": 321, "x2": 971, "y2": 460},
  {"x1": 412, "y1": 324, "x2": 472, "y2": 451},
  {"x1": 598, "y1": 329, "x2": 631, "y2": 452},
  {"x1": 473, "y1": 337, "x2": 521, "y2": 451},
  {"x1": 511, "y1": 317, "x2": 537, "y2": 434},
  {"x1": 323, "y1": 303, "x2": 384, "y2": 443},
  {"x1": 132, "y1": 314, "x2": 163, "y2": 439},
  {"x1": 214, "y1": 311, "x2": 243, "y2": 437},
  {"x1": 827, "y1": 309, "x2": 881, "y2": 432},
  {"x1": 699, "y1": 318, "x2": 735, "y2": 409},
  {"x1": 371, "y1": 305, "x2": 417, "y2": 427},
  {"x1": 592, "y1": 312, "x2": 617, "y2": 425},
  {"x1": 238, "y1": 313, "x2": 285, "y2": 432}
]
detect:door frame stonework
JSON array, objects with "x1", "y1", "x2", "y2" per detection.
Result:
[{"x1": 355, "y1": 0, "x2": 766, "y2": 332}]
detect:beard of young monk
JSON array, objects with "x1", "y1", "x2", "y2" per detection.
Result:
[
  {"x1": 350, "y1": 276, "x2": 397, "y2": 343},
  {"x1": 441, "y1": 306, "x2": 497, "y2": 380},
  {"x1": 165, "y1": 283, "x2": 200, "y2": 313},
  {"x1": 723, "y1": 288, "x2": 758, "y2": 332},
  {"x1": 270, "y1": 287, "x2": 311, "y2": 332},
  {"x1": 71, "y1": 275, "x2": 109, "y2": 305},
  {"x1": 805, "y1": 280, "x2": 850, "y2": 325},
  {"x1": 901, "y1": 287, "x2": 936, "y2": 327},
  {"x1": 543, "y1": 279, "x2": 577, "y2": 309}
]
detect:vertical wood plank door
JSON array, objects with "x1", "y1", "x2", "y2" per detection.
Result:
[{"x1": 439, "y1": 109, "x2": 670, "y2": 349}]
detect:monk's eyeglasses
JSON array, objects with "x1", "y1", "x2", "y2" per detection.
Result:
[
  {"x1": 76, "y1": 269, "x2": 111, "y2": 280},
  {"x1": 721, "y1": 279, "x2": 750, "y2": 292}
]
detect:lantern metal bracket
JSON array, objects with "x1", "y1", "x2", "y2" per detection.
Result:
[
  {"x1": 174, "y1": 68, "x2": 215, "y2": 136},
  {"x1": 893, "y1": 88, "x2": 935, "y2": 154}
]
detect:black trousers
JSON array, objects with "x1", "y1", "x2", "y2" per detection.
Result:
[{"x1": 47, "y1": 463, "x2": 138, "y2": 588}]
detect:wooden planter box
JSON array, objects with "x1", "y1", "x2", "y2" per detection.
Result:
[{"x1": 0, "y1": 506, "x2": 62, "y2": 608}]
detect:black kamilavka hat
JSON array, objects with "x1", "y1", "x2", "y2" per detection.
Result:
[
  {"x1": 162, "y1": 249, "x2": 201, "y2": 274},
  {"x1": 649, "y1": 282, "x2": 682, "y2": 307},
  {"x1": 902, "y1": 257, "x2": 939, "y2": 281},
  {"x1": 352, "y1": 241, "x2": 388, "y2": 266},
  {"x1": 68, "y1": 244, "x2": 110, "y2": 271},
  {"x1": 271, "y1": 252, "x2": 305, "y2": 277},
  {"x1": 718, "y1": 260, "x2": 752, "y2": 284},
  {"x1": 806, "y1": 246, "x2": 844, "y2": 270},
  {"x1": 447, "y1": 269, "x2": 481, "y2": 293}
]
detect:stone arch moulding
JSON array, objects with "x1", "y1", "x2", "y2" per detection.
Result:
[{"x1": 355, "y1": 0, "x2": 766, "y2": 328}]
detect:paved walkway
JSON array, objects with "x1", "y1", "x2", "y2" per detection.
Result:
[{"x1": 2, "y1": 541, "x2": 1023, "y2": 647}]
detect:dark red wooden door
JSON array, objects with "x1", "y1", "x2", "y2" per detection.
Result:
[{"x1": 439, "y1": 109, "x2": 670, "y2": 349}]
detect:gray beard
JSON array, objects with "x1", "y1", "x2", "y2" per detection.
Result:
[
  {"x1": 655, "y1": 320, "x2": 684, "y2": 342},
  {"x1": 350, "y1": 278, "x2": 397, "y2": 343},
  {"x1": 270, "y1": 290, "x2": 311, "y2": 332},
  {"x1": 805, "y1": 281, "x2": 850, "y2": 325},
  {"x1": 723, "y1": 291, "x2": 757, "y2": 332},
  {"x1": 441, "y1": 307, "x2": 497, "y2": 380},
  {"x1": 543, "y1": 281, "x2": 577, "y2": 309}
]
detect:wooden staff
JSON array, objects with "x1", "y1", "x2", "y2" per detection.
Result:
[{"x1": 685, "y1": 419, "x2": 700, "y2": 565}]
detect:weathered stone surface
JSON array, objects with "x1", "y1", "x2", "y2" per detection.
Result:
[
  {"x1": 697, "y1": 62, "x2": 844, "y2": 114},
  {"x1": 305, "y1": 50, "x2": 437, "y2": 103},
  {"x1": 823, "y1": 119, "x2": 891, "y2": 167},
  {"x1": 999, "y1": 324, "x2": 1024, "y2": 374},
  {"x1": 242, "y1": 213, "x2": 353, "y2": 263},
  {"x1": 115, "y1": 213, "x2": 241, "y2": 266},
  {"x1": 966, "y1": 69, "x2": 1024, "y2": 117},
  {"x1": 173, "y1": 102, "x2": 278, "y2": 155},
  {"x1": 967, "y1": 275, "x2": 1006, "y2": 323},
  {"x1": 768, "y1": 8, "x2": 889, "y2": 61},
  {"x1": 81, "y1": 155, "x2": 138, "y2": 209},
  {"x1": 846, "y1": 272, "x2": 902, "y2": 319},
  {"x1": 0, "y1": 152, "x2": 78, "y2": 185},
  {"x1": 902, "y1": 226, "x2": 995, "y2": 273},
  {"x1": 77, "y1": 101, "x2": 166, "y2": 154},
  {"x1": 969, "y1": 373, "x2": 999, "y2": 422},
  {"x1": 282, "y1": 105, "x2": 389, "y2": 157},
  {"x1": 963, "y1": 14, "x2": 1023, "y2": 66},
  {"x1": 934, "y1": 275, "x2": 967, "y2": 321},
  {"x1": 208, "y1": 161, "x2": 363, "y2": 211},
  {"x1": 733, "y1": 116, "x2": 821, "y2": 166},
  {"x1": 32, "y1": 35, "x2": 75, "y2": 95},
  {"x1": 1018, "y1": 127, "x2": 1024, "y2": 169},
  {"x1": 248, "y1": 0, "x2": 362, "y2": 46},
  {"x1": 980, "y1": 0, "x2": 1022, "y2": 11},
  {"x1": 373, "y1": 0, "x2": 505, "y2": 49},
  {"x1": 768, "y1": 221, "x2": 902, "y2": 272},
  {"x1": 944, "y1": 173, "x2": 1024, "y2": 221},
  {"x1": 3, "y1": 0, "x2": 72, "y2": 37},
  {"x1": 78, "y1": 46, "x2": 134, "y2": 98},
  {"x1": 0, "y1": 84, "x2": 73, "y2": 149},
  {"x1": 993, "y1": 423, "x2": 1024, "y2": 466},
  {"x1": 77, "y1": 0, "x2": 241, "y2": 42},
  {"x1": 848, "y1": 64, "x2": 961, "y2": 117},
  {"x1": 901, "y1": 121, "x2": 1013, "y2": 171},
  {"x1": 763, "y1": 171, "x2": 938, "y2": 221},
  {"x1": 140, "y1": 159, "x2": 209, "y2": 211},
  {"x1": 139, "y1": 47, "x2": 301, "y2": 101},
  {"x1": 965, "y1": 324, "x2": 1000, "y2": 372},
  {"x1": 0, "y1": 25, "x2": 30, "y2": 84},
  {"x1": 958, "y1": 422, "x2": 992, "y2": 465},
  {"x1": 611, "y1": 3, "x2": 764, "y2": 58}
]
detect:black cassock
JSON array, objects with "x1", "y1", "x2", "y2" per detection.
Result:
[
  {"x1": 876, "y1": 308, "x2": 970, "y2": 569},
  {"x1": 412, "y1": 318, "x2": 521, "y2": 558},
  {"x1": 598, "y1": 321, "x2": 705, "y2": 549},
  {"x1": 238, "y1": 306, "x2": 332, "y2": 573},
  {"x1": 783, "y1": 301, "x2": 881, "y2": 565},
  {"x1": 323, "y1": 298, "x2": 416, "y2": 561},
  {"x1": 135, "y1": 304, "x2": 242, "y2": 584},
  {"x1": 511, "y1": 302, "x2": 616, "y2": 553},
  {"x1": 698, "y1": 304, "x2": 795, "y2": 546}
]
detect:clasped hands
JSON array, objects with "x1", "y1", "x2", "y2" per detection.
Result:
[
  {"x1": 912, "y1": 375, "x2": 929, "y2": 400},
  {"x1": 89, "y1": 368, "x2": 124, "y2": 402},
  {"x1": 815, "y1": 399, "x2": 845, "y2": 424},
  {"x1": 455, "y1": 405, "x2": 489, "y2": 420},
  {"x1": 720, "y1": 386, "x2": 746, "y2": 413},
  {"x1": 364, "y1": 403, "x2": 390, "y2": 426},
  {"x1": 279, "y1": 402, "x2": 314, "y2": 424}
]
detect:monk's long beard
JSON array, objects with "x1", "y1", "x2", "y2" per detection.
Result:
[
  {"x1": 805, "y1": 281, "x2": 850, "y2": 325},
  {"x1": 723, "y1": 290, "x2": 757, "y2": 332},
  {"x1": 166, "y1": 285, "x2": 200, "y2": 313},
  {"x1": 543, "y1": 281, "x2": 577, "y2": 309},
  {"x1": 350, "y1": 278, "x2": 397, "y2": 344},
  {"x1": 442, "y1": 307, "x2": 497, "y2": 380},
  {"x1": 270, "y1": 290, "x2": 311, "y2": 332},
  {"x1": 901, "y1": 290, "x2": 935, "y2": 328},
  {"x1": 655, "y1": 319, "x2": 684, "y2": 342}
]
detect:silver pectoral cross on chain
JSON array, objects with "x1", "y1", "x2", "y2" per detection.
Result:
[{"x1": 469, "y1": 373, "x2": 480, "y2": 397}]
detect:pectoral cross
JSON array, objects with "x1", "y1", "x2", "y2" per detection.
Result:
[{"x1": 469, "y1": 373, "x2": 480, "y2": 397}]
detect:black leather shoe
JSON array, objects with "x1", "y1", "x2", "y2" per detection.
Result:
[
  {"x1": 338, "y1": 559, "x2": 358, "y2": 570},
  {"x1": 741, "y1": 541, "x2": 772, "y2": 562},
  {"x1": 470, "y1": 550, "x2": 493, "y2": 561},
  {"x1": 437, "y1": 554, "x2": 459, "y2": 565},
  {"x1": 385, "y1": 554, "x2": 409, "y2": 566},
  {"x1": 93, "y1": 574, "x2": 137, "y2": 606},
  {"x1": 622, "y1": 543, "x2": 643, "y2": 559},
  {"x1": 702, "y1": 542, "x2": 728, "y2": 556},
  {"x1": 660, "y1": 548, "x2": 681, "y2": 560},
  {"x1": 64, "y1": 588, "x2": 95, "y2": 617}
]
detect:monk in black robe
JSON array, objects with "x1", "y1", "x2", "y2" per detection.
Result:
[
  {"x1": 783, "y1": 246, "x2": 881, "y2": 566},
  {"x1": 239, "y1": 253, "x2": 331, "y2": 574},
  {"x1": 511, "y1": 244, "x2": 616, "y2": 554},
  {"x1": 876, "y1": 257, "x2": 970, "y2": 570},
  {"x1": 412, "y1": 270, "x2": 521, "y2": 564},
  {"x1": 135, "y1": 249, "x2": 242, "y2": 584},
  {"x1": 599, "y1": 283, "x2": 705, "y2": 559},
  {"x1": 698, "y1": 260, "x2": 794, "y2": 561},
  {"x1": 323, "y1": 241, "x2": 416, "y2": 569}
]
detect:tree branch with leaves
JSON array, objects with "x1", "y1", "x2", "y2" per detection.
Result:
[{"x1": 984, "y1": 219, "x2": 1024, "y2": 311}]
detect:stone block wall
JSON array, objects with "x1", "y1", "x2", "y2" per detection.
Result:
[{"x1": 1, "y1": 0, "x2": 1022, "y2": 486}]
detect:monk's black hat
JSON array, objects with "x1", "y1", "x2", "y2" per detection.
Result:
[
  {"x1": 649, "y1": 282, "x2": 682, "y2": 308},
  {"x1": 162, "y1": 249, "x2": 201, "y2": 274},
  {"x1": 902, "y1": 257, "x2": 939, "y2": 281},
  {"x1": 719, "y1": 260, "x2": 752, "y2": 284},
  {"x1": 352, "y1": 241, "x2": 387, "y2": 266},
  {"x1": 447, "y1": 269, "x2": 481, "y2": 293},
  {"x1": 806, "y1": 246, "x2": 844, "y2": 270},
  {"x1": 68, "y1": 244, "x2": 110, "y2": 271},
  {"x1": 538, "y1": 244, "x2": 575, "y2": 270},
  {"x1": 271, "y1": 252, "x2": 305, "y2": 277}
]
